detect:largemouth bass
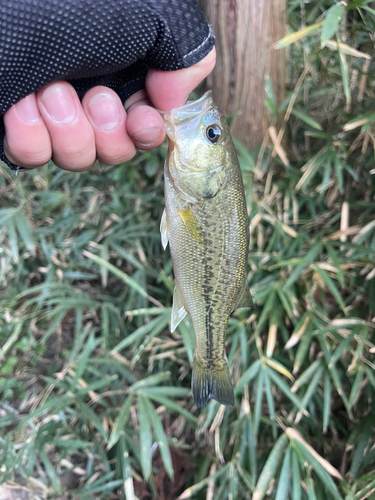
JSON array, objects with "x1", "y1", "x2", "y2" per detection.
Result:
[{"x1": 160, "y1": 91, "x2": 252, "y2": 408}]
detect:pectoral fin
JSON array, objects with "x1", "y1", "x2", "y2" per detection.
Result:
[
  {"x1": 233, "y1": 279, "x2": 253, "y2": 310},
  {"x1": 171, "y1": 285, "x2": 188, "y2": 332},
  {"x1": 160, "y1": 208, "x2": 169, "y2": 250},
  {"x1": 177, "y1": 206, "x2": 203, "y2": 244}
]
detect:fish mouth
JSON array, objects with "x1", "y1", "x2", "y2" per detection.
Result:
[{"x1": 159, "y1": 91, "x2": 214, "y2": 142}]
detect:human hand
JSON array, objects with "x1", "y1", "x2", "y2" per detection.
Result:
[
  {"x1": 0, "y1": 0, "x2": 215, "y2": 172},
  {"x1": 3, "y1": 49, "x2": 215, "y2": 172}
]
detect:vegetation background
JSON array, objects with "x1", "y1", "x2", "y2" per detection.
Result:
[{"x1": 0, "y1": 0, "x2": 375, "y2": 499}]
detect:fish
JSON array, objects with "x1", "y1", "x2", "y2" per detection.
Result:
[{"x1": 160, "y1": 91, "x2": 252, "y2": 408}]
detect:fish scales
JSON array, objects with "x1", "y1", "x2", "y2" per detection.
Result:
[{"x1": 161, "y1": 91, "x2": 252, "y2": 408}]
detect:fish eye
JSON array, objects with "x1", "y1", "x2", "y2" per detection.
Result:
[{"x1": 206, "y1": 124, "x2": 222, "y2": 144}]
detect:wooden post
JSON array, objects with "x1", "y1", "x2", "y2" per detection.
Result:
[{"x1": 203, "y1": 0, "x2": 286, "y2": 148}]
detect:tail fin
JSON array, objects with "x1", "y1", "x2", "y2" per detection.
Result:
[{"x1": 192, "y1": 357, "x2": 234, "y2": 408}]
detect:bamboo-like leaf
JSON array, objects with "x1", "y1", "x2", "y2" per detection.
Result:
[
  {"x1": 145, "y1": 393, "x2": 197, "y2": 425},
  {"x1": 138, "y1": 395, "x2": 152, "y2": 480},
  {"x1": 268, "y1": 369, "x2": 307, "y2": 415},
  {"x1": 83, "y1": 250, "x2": 163, "y2": 307},
  {"x1": 291, "y1": 109, "x2": 323, "y2": 130},
  {"x1": 177, "y1": 464, "x2": 230, "y2": 499},
  {"x1": 111, "y1": 312, "x2": 170, "y2": 353},
  {"x1": 286, "y1": 428, "x2": 342, "y2": 480},
  {"x1": 323, "y1": 371, "x2": 331, "y2": 433},
  {"x1": 338, "y1": 48, "x2": 351, "y2": 105},
  {"x1": 292, "y1": 358, "x2": 322, "y2": 392},
  {"x1": 119, "y1": 435, "x2": 135, "y2": 500},
  {"x1": 264, "y1": 369, "x2": 277, "y2": 439},
  {"x1": 73, "y1": 334, "x2": 101, "y2": 385},
  {"x1": 321, "y1": 5, "x2": 345, "y2": 47},
  {"x1": 348, "y1": 369, "x2": 364, "y2": 410},
  {"x1": 312, "y1": 264, "x2": 346, "y2": 312},
  {"x1": 254, "y1": 368, "x2": 265, "y2": 436},
  {"x1": 350, "y1": 418, "x2": 372, "y2": 478},
  {"x1": 352, "y1": 480, "x2": 375, "y2": 500},
  {"x1": 275, "y1": 22, "x2": 324, "y2": 49},
  {"x1": 100, "y1": 243, "x2": 109, "y2": 287},
  {"x1": 130, "y1": 372, "x2": 171, "y2": 392},
  {"x1": 247, "y1": 417, "x2": 257, "y2": 482},
  {"x1": 39, "y1": 448, "x2": 62, "y2": 494},
  {"x1": 265, "y1": 358, "x2": 294, "y2": 380},
  {"x1": 253, "y1": 433, "x2": 289, "y2": 500},
  {"x1": 107, "y1": 396, "x2": 133, "y2": 450},
  {"x1": 143, "y1": 397, "x2": 174, "y2": 479},
  {"x1": 295, "y1": 365, "x2": 324, "y2": 423},
  {"x1": 292, "y1": 450, "x2": 301, "y2": 500},
  {"x1": 325, "y1": 40, "x2": 371, "y2": 59},
  {"x1": 235, "y1": 359, "x2": 261, "y2": 393},
  {"x1": 329, "y1": 363, "x2": 350, "y2": 411},
  {"x1": 77, "y1": 398, "x2": 108, "y2": 441},
  {"x1": 306, "y1": 475, "x2": 317, "y2": 500},
  {"x1": 7, "y1": 220, "x2": 19, "y2": 262},
  {"x1": 14, "y1": 210, "x2": 35, "y2": 252},
  {"x1": 328, "y1": 330, "x2": 355, "y2": 368},
  {"x1": 275, "y1": 446, "x2": 291, "y2": 500}
]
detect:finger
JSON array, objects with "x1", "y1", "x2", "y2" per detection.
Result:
[
  {"x1": 3, "y1": 94, "x2": 52, "y2": 169},
  {"x1": 146, "y1": 47, "x2": 216, "y2": 111},
  {"x1": 36, "y1": 81, "x2": 96, "y2": 172},
  {"x1": 124, "y1": 90, "x2": 165, "y2": 150},
  {"x1": 82, "y1": 86, "x2": 136, "y2": 165}
]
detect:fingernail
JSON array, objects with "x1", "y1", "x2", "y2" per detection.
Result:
[
  {"x1": 40, "y1": 83, "x2": 77, "y2": 124},
  {"x1": 87, "y1": 93, "x2": 121, "y2": 130},
  {"x1": 15, "y1": 95, "x2": 41, "y2": 123},
  {"x1": 133, "y1": 127, "x2": 161, "y2": 147}
]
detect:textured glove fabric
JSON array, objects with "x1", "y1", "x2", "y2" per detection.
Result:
[{"x1": 0, "y1": 0, "x2": 214, "y2": 171}]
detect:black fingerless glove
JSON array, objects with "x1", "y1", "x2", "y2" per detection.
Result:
[{"x1": 0, "y1": 0, "x2": 214, "y2": 171}]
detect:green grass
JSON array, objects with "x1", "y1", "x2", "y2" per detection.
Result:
[{"x1": 1, "y1": 1, "x2": 375, "y2": 498}]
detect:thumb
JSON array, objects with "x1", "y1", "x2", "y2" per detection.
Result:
[{"x1": 145, "y1": 48, "x2": 216, "y2": 112}]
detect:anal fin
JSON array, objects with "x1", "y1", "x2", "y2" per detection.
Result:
[
  {"x1": 233, "y1": 277, "x2": 253, "y2": 310},
  {"x1": 160, "y1": 208, "x2": 169, "y2": 250},
  {"x1": 171, "y1": 285, "x2": 187, "y2": 332}
]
